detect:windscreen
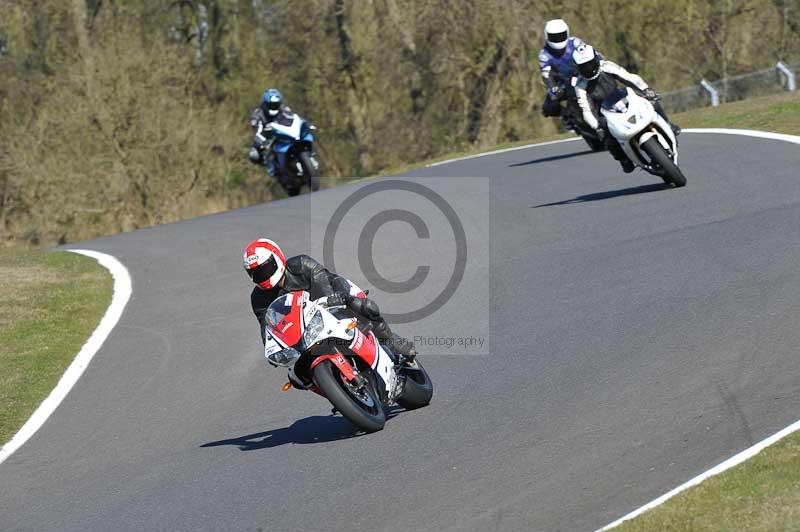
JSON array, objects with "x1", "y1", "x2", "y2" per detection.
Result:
[
  {"x1": 265, "y1": 293, "x2": 294, "y2": 331},
  {"x1": 601, "y1": 88, "x2": 629, "y2": 112}
]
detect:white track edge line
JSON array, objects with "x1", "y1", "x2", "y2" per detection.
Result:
[
  {"x1": 425, "y1": 137, "x2": 581, "y2": 167},
  {"x1": 598, "y1": 417, "x2": 800, "y2": 530},
  {"x1": 0, "y1": 249, "x2": 132, "y2": 466},
  {"x1": 426, "y1": 128, "x2": 800, "y2": 170},
  {"x1": 683, "y1": 127, "x2": 800, "y2": 145},
  {"x1": 596, "y1": 125, "x2": 800, "y2": 530}
]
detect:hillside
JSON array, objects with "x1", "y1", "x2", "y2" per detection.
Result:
[{"x1": 1, "y1": 0, "x2": 799, "y2": 244}]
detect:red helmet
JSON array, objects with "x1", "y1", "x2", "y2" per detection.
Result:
[{"x1": 243, "y1": 238, "x2": 286, "y2": 290}]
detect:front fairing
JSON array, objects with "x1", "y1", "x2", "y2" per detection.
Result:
[
  {"x1": 601, "y1": 88, "x2": 654, "y2": 141},
  {"x1": 270, "y1": 113, "x2": 312, "y2": 142},
  {"x1": 266, "y1": 291, "x2": 354, "y2": 349},
  {"x1": 265, "y1": 291, "x2": 306, "y2": 347},
  {"x1": 299, "y1": 121, "x2": 314, "y2": 144},
  {"x1": 264, "y1": 292, "x2": 355, "y2": 366},
  {"x1": 272, "y1": 139, "x2": 293, "y2": 154}
]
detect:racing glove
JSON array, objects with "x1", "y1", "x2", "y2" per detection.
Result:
[
  {"x1": 643, "y1": 88, "x2": 658, "y2": 101},
  {"x1": 548, "y1": 85, "x2": 565, "y2": 100},
  {"x1": 595, "y1": 128, "x2": 606, "y2": 142},
  {"x1": 323, "y1": 292, "x2": 352, "y2": 308}
]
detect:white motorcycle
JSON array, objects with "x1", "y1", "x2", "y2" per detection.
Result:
[
  {"x1": 263, "y1": 290, "x2": 433, "y2": 433},
  {"x1": 601, "y1": 87, "x2": 687, "y2": 187}
]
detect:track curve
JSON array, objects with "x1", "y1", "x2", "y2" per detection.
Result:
[{"x1": 2, "y1": 132, "x2": 800, "y2": 531}]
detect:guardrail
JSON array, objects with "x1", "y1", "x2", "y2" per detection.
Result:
[{"x1": 662, "y1": 62, "x2": 798, "y2": 113}]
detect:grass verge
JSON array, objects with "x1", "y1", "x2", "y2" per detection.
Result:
[
  {"x1": 0, "y1": 249, "x2": 112, "y2": 445},
  {"x1": 673, "y1": 91, "x2": 800, "y2": 135},
  {"x1": 614, "y1": 435, "x2": 800, "y2": 531}
]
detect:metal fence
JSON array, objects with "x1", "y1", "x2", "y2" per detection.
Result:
[{"x1": 661, "y1": 62, "x2": 798, "y2": 114}]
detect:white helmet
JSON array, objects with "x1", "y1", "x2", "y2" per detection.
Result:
[
  {"x1": 573, "y1": 44, "x2": 601, "y2": 80},
  {"x1": 544, "y1": 19, "x2": 569, "y2": 51}
]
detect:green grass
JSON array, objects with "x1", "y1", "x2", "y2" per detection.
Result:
[
  {"x1": 673, "y1": 91, "x2": 800, "y2": 135},
  {"x1": 614, "y1": 435, "x2": 800, "y2": 531},
  {"x1": 0, "y1": 249, "x2": 112, "y2": 444}
]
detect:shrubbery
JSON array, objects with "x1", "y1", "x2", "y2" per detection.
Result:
[{"x1": 1, "y1": 0, "x2": 798, "y2": 244}]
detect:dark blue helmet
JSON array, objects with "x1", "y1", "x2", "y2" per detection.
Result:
[{"x1": 261, "y1": 89, "x2": 283, "y2": 117}]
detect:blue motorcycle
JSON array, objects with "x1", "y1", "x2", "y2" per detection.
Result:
[{"x1": 265, "y1": 111, "x2": 321, "y2": 196}]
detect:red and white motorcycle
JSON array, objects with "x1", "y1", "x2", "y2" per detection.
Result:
[{"x1": 263, "y1": 290, "x2": 433, "y2": 433}]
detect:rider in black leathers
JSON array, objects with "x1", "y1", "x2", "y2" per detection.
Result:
[{"x1": 246, "y1": 242, "x2": 416, "y2": 387}]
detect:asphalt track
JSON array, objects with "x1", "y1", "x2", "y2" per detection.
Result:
[{"x1": 2, "y1": 132, "x2": 800, "y2": 531}]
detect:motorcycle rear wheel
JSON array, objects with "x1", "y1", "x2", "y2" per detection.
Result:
[
  {"x1": 581, "y1": 133, "x2": 606, "y2": 152},
  {"x1": 396, "y1": 360, "x2": 433, "y2": 410},
  {"x1": 641, "y1": 137, "x2": 687, "y2": 188},
  {"x1": 313, "y1": 360, "x2": 386, "y2": 433}
]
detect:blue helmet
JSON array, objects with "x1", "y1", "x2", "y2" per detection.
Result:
[{"x1": 261, "y1": 89, "x2": 283, "y2": 117}]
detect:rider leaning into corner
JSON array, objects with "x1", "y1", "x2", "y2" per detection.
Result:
[
  {"x1": 571, "y1": 44, "x2": 682, "y2": 173},
  {"x1": 244, "y1": 238, "x2": 417, "y2": 389},
  {"x1": 538, "y1": 18, "x2": 597, "y2": 120},
  {"x1": 248, "y1": 88, "x2": 294, "y2": 177}
]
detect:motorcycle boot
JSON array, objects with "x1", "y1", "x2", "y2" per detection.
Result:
[
  {"x1": 345, "y1": 293, "x2": 417, "y2": 363},
  {"x1": 621, "y1": 159, "x2": 636, "y2": 174},
  {"x1": 371, "y1": 318, "x2": 417, "y2": 363},
  {"x1": 604, "y1": 131, "x2": 636, "y2": 174}
]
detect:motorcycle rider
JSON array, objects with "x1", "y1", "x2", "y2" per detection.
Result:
[
  {"x1": 538, "y1": 19, "x2": 596, "y2": 122},
  {"x1": 571, "y1": 44, "x2": 681, "y2": 173},
  {"x1": 243, "y1": 238, "x2": 417, "y2": 388},
  {"x1": 248, "y1": 88, "x2": 293, "y2": 178}
]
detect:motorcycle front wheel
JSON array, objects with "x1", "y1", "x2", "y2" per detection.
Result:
[
  {"x1": 641, "y1": 137, "x2": 687, "y2": 188},
  {"x1": 313, "y1": 360, "x2": 386, "y2": 433},
  {"x1": 299, "y1": 151, "x2": 320, "y2": 192}
]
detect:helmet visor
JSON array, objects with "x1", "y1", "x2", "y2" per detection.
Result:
[
  {"x1": 547, "y1": 31, "x2": 568, "y2": 44},
  {"x1": 577, "y1": 59, "x2": 599, "y2": 79},
  {"x1": 268, "y1": 99, "x2": 281, "y2": 112},
  {"x1": 248, "y1": 255, "x2": 279, "y2": 285}
]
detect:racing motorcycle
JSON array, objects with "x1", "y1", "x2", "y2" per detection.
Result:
[
  {"x1": 263, "y1": 111, "x2": 321, "y2": 196},
  {"x1": 263, "y1": 290, "x2": 433, "y2": 433},
  {"x1": 600, "y1": 87, "x2": 687, "y2": 187}
]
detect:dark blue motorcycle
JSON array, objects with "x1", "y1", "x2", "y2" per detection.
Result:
[{"x1": 265, "y1": 111, "x2": 321, "y2": 196}]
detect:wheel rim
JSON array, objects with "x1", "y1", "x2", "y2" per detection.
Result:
[{"x1": 339, "y1": 373, "x2": 376, "y2": 409}]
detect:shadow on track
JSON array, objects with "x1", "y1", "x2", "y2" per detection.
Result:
[
  {"x1": 200, "y1": 416, "x2": 356, "y2": 450},
  {"x1": 508, "y1": 149, "x2": 595, "y2": 167},
  {"x1": 533, "y1": 182, "x2": 670, "y2": 208},
  {"x1": 200, "y1": 409, "x2": 405, "y2": 451}
]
